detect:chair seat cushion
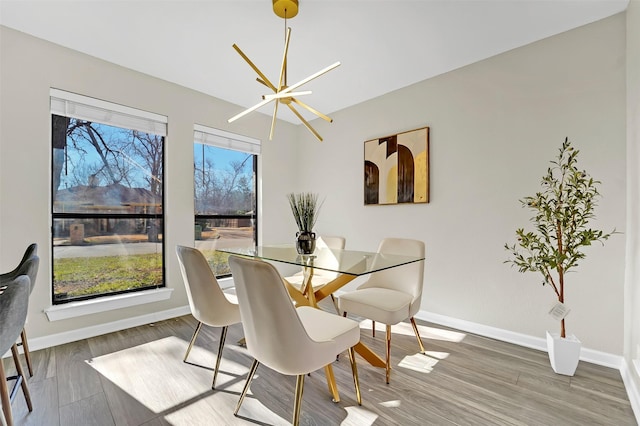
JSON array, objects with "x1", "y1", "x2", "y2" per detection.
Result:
[
  {"x1": 339, "y1": 288, "x2": 412, "y2": 325},
  {"x1": 297, "y1": 306, "x2": 360, "y2": 354}
]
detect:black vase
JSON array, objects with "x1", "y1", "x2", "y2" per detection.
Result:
[{"x1": 296, "y1": 231, "x2": 316, "y2": 255}]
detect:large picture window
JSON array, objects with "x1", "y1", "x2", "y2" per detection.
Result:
[
  {"x1": 193, "y1": 125, "x2": 259, "y2": 278},
  {"x1": 50, "y1": 89, "x2": 166, "y2": 304}
]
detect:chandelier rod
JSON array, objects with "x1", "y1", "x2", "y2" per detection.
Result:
[{"x1": 283, "y1": 10, "x2": 288, "y2": 87}]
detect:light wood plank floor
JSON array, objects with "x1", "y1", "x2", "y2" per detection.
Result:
[{"x1": 3, "y1": 314, "x2": 637, "y2": 425}]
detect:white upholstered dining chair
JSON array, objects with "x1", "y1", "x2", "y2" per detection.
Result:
[
  {"x1": 176, "y1": 245, "x2": 241, "y2": 389},
  {"x1": 228, "y1": 255, "x2": 362, "y2": 426},
  {"x1": 338, "y1": 237, "x2": 426, "y2": 384}
]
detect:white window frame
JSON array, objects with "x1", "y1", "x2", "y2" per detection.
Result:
[
  {"x1": 193, "y1": 125, "x2": 260, "y2": 280},
  {"x1": 47, "y1": 88, "x2": 168, "y2": 320}
]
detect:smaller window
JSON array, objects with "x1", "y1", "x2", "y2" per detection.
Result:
[{"x1": 193, "y1": 125, "x2": 259, "y2": 278}]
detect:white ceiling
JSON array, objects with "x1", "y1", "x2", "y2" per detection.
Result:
[{"x1": 0, "y1": 0, "x2": 629, "y2": 124}]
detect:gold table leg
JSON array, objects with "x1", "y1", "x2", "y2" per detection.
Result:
[
  {"x1": 354, "y1": 342, "x2": 386, "y2": 368},
  {"x1": 301, "y1": 265, "x2": 317, "y2": 307}
]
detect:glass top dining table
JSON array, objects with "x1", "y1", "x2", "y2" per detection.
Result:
[
  {"x1": 217, "y1": 244, "x2": 424, "y2": 277},
  {"x1": 218, "y1": 244, "x2": 425, "y2": 398},
  {"x1": 219, "y1": 243, "x2": 425, "y2": 402}
]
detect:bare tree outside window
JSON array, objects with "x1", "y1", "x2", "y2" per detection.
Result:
[
  {"x1": 194, "y1": 143, "x2": 257, "y2": 277},
  {"x1": 51, "y1": 114, "x2": 165, "y2": 304}
]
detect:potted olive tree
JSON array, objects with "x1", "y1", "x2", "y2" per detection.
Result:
[
  {"x1": 287, "y1": 192, "x2": 322, "y2": 254},
  {"x1": 504, "y1": 138, "x2": 614, "y2": 375}
]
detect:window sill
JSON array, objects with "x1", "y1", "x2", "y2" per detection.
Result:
[
  {"x1": 634, "y1": 359, "x2": 640, "y2": 377},
  {"x1": 217, "y1": 276, "x2": 234, "y2": 290},
  {"x1": 44, "y1": 287, "x2": 173, "y2": 321}
]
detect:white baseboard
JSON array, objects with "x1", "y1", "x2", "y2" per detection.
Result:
[
  {"x1": 620, "y1": 360, "x2": 640, "y2": 423},
  {"x1": 27, "y1": 305, "x2": 191, "y2": 352},
  {"x1": 415, "y1": 310, "x2": 623, "y2": 369}
]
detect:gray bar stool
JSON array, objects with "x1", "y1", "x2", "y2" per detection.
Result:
[{"x1": 0, "y1": 275, "x2": 33, "y2": 426}]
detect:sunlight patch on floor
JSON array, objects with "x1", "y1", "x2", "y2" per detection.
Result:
[
  {"x1": 358, "y1": 320, "x2": 466, "y2": 343},
  {"x1": 342, "y1": 405, "x2": 379, "y2": 425},
  {"x1": 424, "y1": 350, "x2": 450, "y2": 360},
  {"x1": 233, "y1": 390, "x2": 290, "y2": 425},
  {"x1": 379, "y1": 400, "x2": 401, "y2": 408},
  {"x1": 398, "y1": 353, "x2": 440, "y2": 373},
  {"x1": 166, "y1": 387, "x2": 287, "y2": 425},
  {"x1": 86, "y1": 336, "x2": 251, "y2": 415}
]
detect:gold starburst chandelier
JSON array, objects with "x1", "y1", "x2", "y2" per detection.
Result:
[{"x1": 227, "y1": 0, "x2": 340, "y2": 142}]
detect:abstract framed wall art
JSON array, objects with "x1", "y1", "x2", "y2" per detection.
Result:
[{"x1": 364, "y1": 126, "x2": 429, "y2": 205}]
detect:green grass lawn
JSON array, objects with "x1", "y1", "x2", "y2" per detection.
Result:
[
  {"x1": 54, "y1": 250, "x2": 231, "y2": 298},
  {"x1": 54, "y1": 253, "x2": 163, "y2": 297}
]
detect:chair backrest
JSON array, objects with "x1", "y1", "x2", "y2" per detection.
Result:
[
  {"x1": 317, "y1": 236, "x2": 345, "y2": 250},
  {"x1": 22, "y1": 256, "x2": 39, "y2": 294},
  {"x1": 1, "y1": 255, "x2": 39, "y2": 295},
  {"x1": 229, "y1": 255, "x2": 334, "y2": 375},
  {"x1": 0, "y1": 275, "x2": 30, "y2": 355},
  {"x1": 360, "y1": 238, "x2": 425, "y2": 315},
  {"x1": 0, "y1": 243, "x2": 37, "y2": 282},
  {"x1": 175, "y1": 245, "x2": 238, "y2": 327},
  {"x1": 313, "y1": 236, "x2": 346, "y2": 279}
]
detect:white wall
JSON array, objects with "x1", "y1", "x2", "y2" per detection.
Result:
[
  {"x1": 0, "y1": 12, "x2": 629, "y2": 357},
  {"x1": 625, "y1": 0, "x2": 640, "y2": 394},
  {"x1": 295, "y1": 14, "x2": 627, "y2": 355},
  {"x1": 0, "y1": 26, "x2": 299, "y2": 341}
]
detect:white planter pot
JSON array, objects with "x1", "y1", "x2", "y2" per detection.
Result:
[{"x1": 546, "y1": 331, "x2": 581, "y2": 376}]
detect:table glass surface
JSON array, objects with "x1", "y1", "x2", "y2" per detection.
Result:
[{"x1": 218, "y1": 244, "x2": 424, "y2": 276}]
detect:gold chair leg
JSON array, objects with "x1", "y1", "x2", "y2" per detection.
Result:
[
  {"x1": 235, "y1": 359, "x2": 259, "y2": 416},
  {"x1": 184, "y1": 321, "x2": 203, "y2": 362},
  {"x1": 347, "y1": 347, "x2": 362, "y2": 405},
  {"x1": 409, "y1": 317, "x2": 426, "y2": 353},
  {"x1": 212, "y1": 326, "x2": 228, "y2": 389},
  {"x1": 0, "y1": 359, "x2": 13, "y2": 426},
  {"x1": 293, "y1": 374, "x2": 305, "y2": 426},
  {"x1": 323, "y1": 364, "x2": 340, "y2": 402},
  {"x1": 20, "y1": 329, "x2": 33, "y2": 378},
  {"x1": 11, "y1": 344, "x2": 32, "y2": 412},
  {"x1": 385, "y1": 325, "x2": 392, "y2": 384}
]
